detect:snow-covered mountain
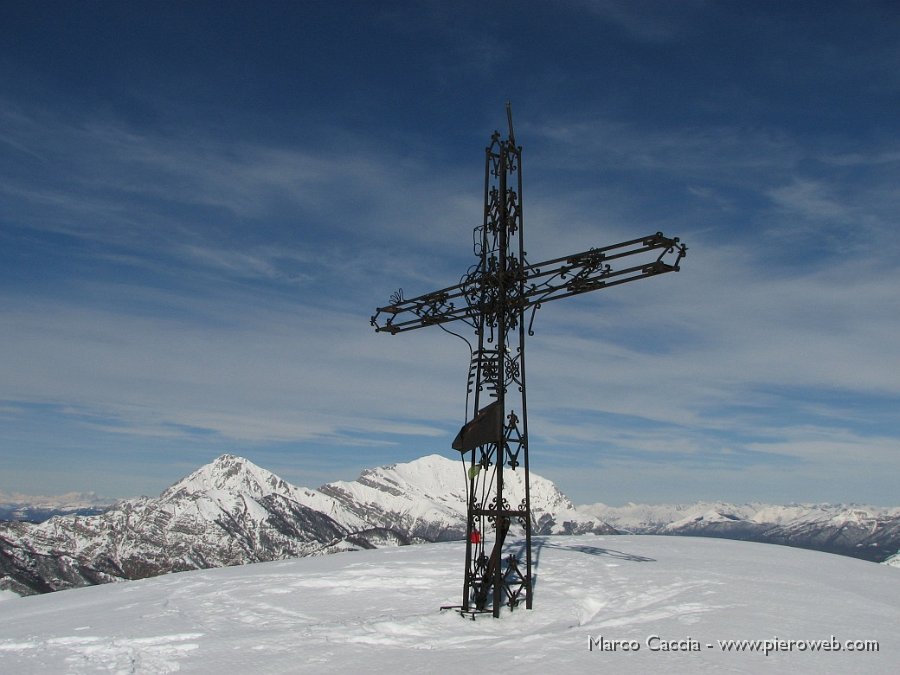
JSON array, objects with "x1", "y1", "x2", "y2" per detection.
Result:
[
  {"x1": 1, "y1": 535, "x2": 898, "y2": 674},
  {"x1": 3, "y1": 453, "x2": 898, "y2": 598},
  {"x1": 0, "y1": 454, "x2": 612, "y2": 596},
  {"x1": 0, "y1": 455, "x2": 359, "y2": 596},
  {"x1": 579, "y1": 501, "x2": 900, "y2": 563},
  {"x1": 317, "y1": 453, "x2": 606, "y2": 540}
]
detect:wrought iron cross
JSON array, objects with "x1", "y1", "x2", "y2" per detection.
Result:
[{"x1": 371, "y1": 104, "x2": 687, "y2": 617}]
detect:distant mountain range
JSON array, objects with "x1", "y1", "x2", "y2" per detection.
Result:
[
  {"x1": 580, "y1": 500, "x2": 900, "y2": 563},
  {"x1": 0, "y1": 490, "x2": 111, "y2": 522},
  {"x1": 1, "y1": 454, "x2": 897, "y2": 596}
]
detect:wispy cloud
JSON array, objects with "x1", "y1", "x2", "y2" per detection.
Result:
[
  {"x1": 576, "y1": 0, "x2": 708, "y2": 43},
  {"x1": 2, "y1": 2, "x2": 899, "y2": 503}
]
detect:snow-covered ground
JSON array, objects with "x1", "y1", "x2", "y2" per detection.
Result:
[{"x1": 1, "y1": 535, "x2": 896, "y2": 674}]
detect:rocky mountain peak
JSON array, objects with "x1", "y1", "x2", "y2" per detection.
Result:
[{"x1": 162, "y1": 453, "x2": 292, "y2": 502}]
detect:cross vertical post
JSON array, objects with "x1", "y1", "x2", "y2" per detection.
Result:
[
  {"x1": 460, "y1": 106, "x2": 532, "y2": 616},
  {"x1": 371, "y1": 105, "x2": 687, "y2": 618}
]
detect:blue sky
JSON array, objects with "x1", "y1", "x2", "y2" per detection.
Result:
[{"x1": 2, "y1": 1, "x2": 898, "y2": 505}]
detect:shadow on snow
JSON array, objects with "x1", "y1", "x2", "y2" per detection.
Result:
[{"x1": 506, "y1": 536, "x2": 656, "y2": 592}]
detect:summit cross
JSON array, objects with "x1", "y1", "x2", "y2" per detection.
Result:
[{"x1": 371, "y1": 104, "x2": 687, "y2": 617}]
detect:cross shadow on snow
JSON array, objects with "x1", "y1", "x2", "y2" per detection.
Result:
[
  {"x1": 543, "y1": 542, "x2": 656, "y2": 563},
  {"x1": 508, "y1": 538, "x2": 655, "y2": 591}
]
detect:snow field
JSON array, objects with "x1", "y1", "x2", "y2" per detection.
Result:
[{"x1": 1, "y1": 535, "x2": 897, "y2": 674}]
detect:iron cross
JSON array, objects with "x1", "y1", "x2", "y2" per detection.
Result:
[{"x1": 372, "y1": 104, "x2": 687, "y2": 617}]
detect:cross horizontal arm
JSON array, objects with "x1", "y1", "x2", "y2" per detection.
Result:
[
  {"x1": 371, "y1": 280, "x2": 478, "y2": 334},
  {"x1": 518, "y1": 231, "x2": 686, "y2": 308},
  {"x1": 371, "y1": 232, "x2": 686, "y2": 334}
]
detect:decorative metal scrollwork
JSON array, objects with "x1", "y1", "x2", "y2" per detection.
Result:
[
  {"x1": 487, "y1": 496, "x2": 510, "y2": 528},
  {"x1": 504, "y1": 353, "x2": 521, "y2": 387}
]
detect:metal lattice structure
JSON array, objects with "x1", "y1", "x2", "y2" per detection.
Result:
[{"x1": 371, "y1": 105, "x2": 687, "y2": 617}]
